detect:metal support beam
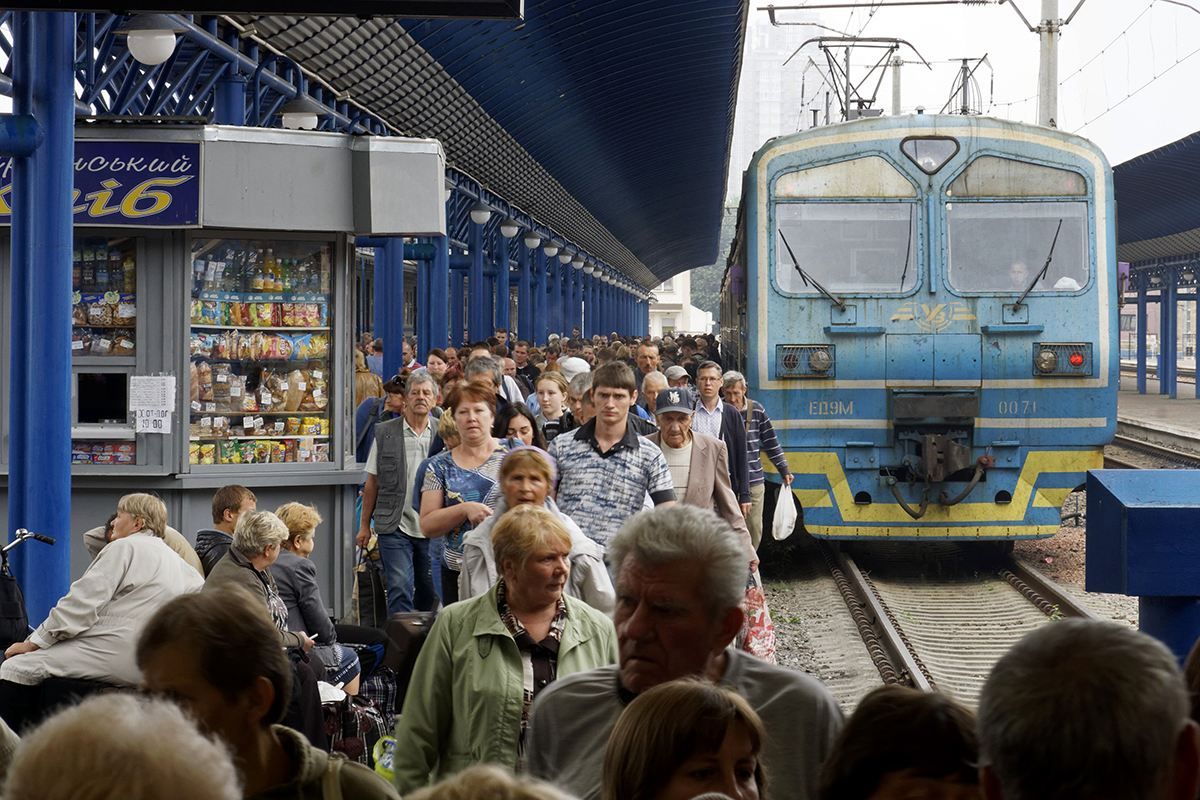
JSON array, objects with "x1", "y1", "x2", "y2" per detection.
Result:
[
  {"x1": 1168, "y1": 272, "x2": 1178, "y2": 399},
  {"x1": 517, "y1": 242, "x2": 532, "y2": 343},
  {"x1": 416, "y1": 244, "x2": 430, "y2": 357},
  {"x1": 1137, "y1": 280, "x2": 1147, "y2": 394},
  {"x1": 495, "y1": 231, "x2": 511, "y2": 336},
  {"x1": 430, "y1": 236, "x2": 449, "y2": 351},
  {"x1": 534, "y1": 249, "x2": 548, "y2": 345},
  {"x1": 7, "y1": 11, "x2": 75, "y2": 626},
  {"x1": 549, "y1": 260, "x2": 561, "y2": 339},
  {"x1": 451, "y1": 259, "x2": 465, "y2": 349},
  {"x1": 374, "y1": 238, "x2": 405, "y2": 380},
  {"x1": 468, "y1": 221, "x2": 488, "y2": 343}
]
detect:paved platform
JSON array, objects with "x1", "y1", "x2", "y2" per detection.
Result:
[{"x1": 1118, "y1": 376, "x2": 1200, "y2": 451}]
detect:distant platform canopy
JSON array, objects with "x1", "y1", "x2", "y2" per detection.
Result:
[
  {"x1": 231, "y1": 0, "x2": 748, "y2": 287},
  {"x1": 1115, "y1": 130, "x2": 1200, "y2": 265}
]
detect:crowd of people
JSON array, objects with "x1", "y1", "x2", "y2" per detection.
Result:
[{"x1": 1, "y1": 327, "x2": 1200, "y2": 800}]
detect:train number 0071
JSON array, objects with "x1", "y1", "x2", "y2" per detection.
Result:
[{"x1": 997, "y1": 400, "x2": 1037, "y2": 415}]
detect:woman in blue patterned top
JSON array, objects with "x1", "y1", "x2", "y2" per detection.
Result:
[{"x1": 420, "y1": 381, "x2": 510, "y2": 604}]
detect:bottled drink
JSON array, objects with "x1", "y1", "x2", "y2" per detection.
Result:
[
  {"x1": 124, "y1": 256, "x2": 136, "y2": 293},
  {"x1": 95, "y1": 246, "x2": 108, "y2": 291},
  {"x1": 192, "y1": 259, "x2": 204, "y2": 294},
  {"x1": 82, "y1": 246, "x2": 96, "y2": 292},
  {"x1": 109, "y1": 249, "x2": 123, "y2": 293},
  {"x1": 251, "y1": 266, "x2": 265, "y2": 292},
  {"x1": 72, "y1": 247, "x2": 81, "y2": 290}
]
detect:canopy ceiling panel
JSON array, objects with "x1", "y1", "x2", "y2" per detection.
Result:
[{"x1": 231, "y1": 0, "x2": 747, "y2": 286}]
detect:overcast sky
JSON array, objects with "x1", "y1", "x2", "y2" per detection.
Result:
[{"x1": 748, "y1": 0, "x2": 1200, "y2": 166}]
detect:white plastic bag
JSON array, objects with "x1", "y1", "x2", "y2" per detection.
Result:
[{"x1": 771, "y1": 488, "x2": 798, "y2": 541}]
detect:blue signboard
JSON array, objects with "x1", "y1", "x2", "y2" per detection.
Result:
[{"x1": 0, "y1": 140, "x2": 201, "y2": 227}]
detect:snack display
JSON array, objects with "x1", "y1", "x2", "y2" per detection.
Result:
[
  {"x1": 189, "y1": 238, "x2": 333, "y2": 468},
  {"x1": 72, "y1": 441, "x2": 136, "y2": 466},
  {"x1": 72, "y1": 237, "x2": 136, "y2": 358}
]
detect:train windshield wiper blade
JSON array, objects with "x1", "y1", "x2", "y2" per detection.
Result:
[
  {"x1": 778, "y1": 229, "x2": 845, "y2": 310},
  {"x1": 1014, "y1": 218, "x2": 1064, "y2": 308}
]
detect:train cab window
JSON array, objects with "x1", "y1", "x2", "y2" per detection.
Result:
[
  {"x1": 946, "y1": 201, "x2": 1089, "y2": 293},
  {"x1": 774, "y1": 202, "x2": 918, "y2": 295},
  {"x1": 948, "y1": 156, "x2": 1087, "y2": 198}
]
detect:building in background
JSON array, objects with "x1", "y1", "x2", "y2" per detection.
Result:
[{"x1": 649, "y1": 270, "x2": 714, "y2": 337}]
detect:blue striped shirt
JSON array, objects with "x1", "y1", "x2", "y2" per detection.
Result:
[{"x1": 741, "y1": 400, "x2": 791, "y2": 486}]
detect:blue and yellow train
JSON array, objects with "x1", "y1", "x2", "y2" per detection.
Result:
[{"x1": 721, "y1": 114, "x2": 1117, "y2": 540}]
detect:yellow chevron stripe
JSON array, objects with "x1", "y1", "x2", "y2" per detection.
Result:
[{"x1": 767, "y1": 449, "x2": 1101, "y2": 524}]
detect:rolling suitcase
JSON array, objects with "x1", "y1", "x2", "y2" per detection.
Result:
[{"x1": 383, "y1": 612, "x2": 436, "y2": 699}]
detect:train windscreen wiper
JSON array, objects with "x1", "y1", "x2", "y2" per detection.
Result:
[
  {"x1": 898, "y1": 214, "x2": 913, "y2": 291},
  {"x1": 778, "y1": 229, "x2": 846, "y2": 311},
  {"x1": 1014, "y1": 218, "x2": 1064, "y2": 308}
]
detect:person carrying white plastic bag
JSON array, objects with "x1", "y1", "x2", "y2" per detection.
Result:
[{"x1": 772, "y1": 486, "x2": 798, "y2": 541}]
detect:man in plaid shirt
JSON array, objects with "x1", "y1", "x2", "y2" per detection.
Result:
[{"x1": 549, "y1": 361, "x2": 676, "y2": 549}]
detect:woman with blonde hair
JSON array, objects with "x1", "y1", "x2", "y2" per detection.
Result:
[
  {"x1": 355, "y1": 348, "x2": 385, "y2": 409},
  {"x1": 0, "y1": 493, "x2": 204, "y2": 731},
  {"x1": 603, "y1": 679, "x2": 767, "y2": 800},
  {"x1": 270, "y1": 502, "x2": 361, "y2": 693},
  {"x1": 460, "y1": 447, "x2": 614, "y2": 612},
  {"x1": 394, "y1": 504, "x2": 617, "y2": 792}
]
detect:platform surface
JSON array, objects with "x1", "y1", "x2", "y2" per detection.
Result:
[{"x1": 1118, "y1": 376, "x2": 1200, "y2": 450}]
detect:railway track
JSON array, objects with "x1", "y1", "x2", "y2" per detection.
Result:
[
  {"x1": 1105, "y1": 433, "x2": 1200, "y2": 469},
  {"x1": 822, "y1": 542, "x2": 1097, "y2": 705}
]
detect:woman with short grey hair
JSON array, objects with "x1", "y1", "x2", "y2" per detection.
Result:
[
  {"x1": 205, "y1": 510, "x2": 313, "y2": 652},
  {"x1": 722, "y1": 369, "x2": 794, "y2": 550}
]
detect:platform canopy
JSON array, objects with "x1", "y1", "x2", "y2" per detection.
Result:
[
  {"x1": 1115, "y1": 130, "x2": 1200, "y2": 265},
  {"x1": 230, "y1": 0, "x2": 747, "y2": 287}
]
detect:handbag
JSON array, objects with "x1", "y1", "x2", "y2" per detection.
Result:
[
  {"x1": 737, "y1": 568, "x2": 777, "y2": 664},
  {"x1": 352, "y1": 544, "x2": 388, "y2": 629}
]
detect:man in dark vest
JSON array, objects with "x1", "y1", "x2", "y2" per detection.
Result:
[{"x1": 355, "y1": 370, "x2": 439, "y2": 614}]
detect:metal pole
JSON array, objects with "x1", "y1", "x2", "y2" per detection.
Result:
[
  {"x1": 495, "y1": 232, "x2": 511, "y2": 336},
  {"x1": 374, "y1": 238, "x2": 405, "y2": 379},
  {"x1": 429, "y1": 235, "x2": 449, "y2": 350},
  {"x1": 451, "y1": 258, "x2": 465, "y2": 348},
  {"x1": 468, "y1": 221, "x2": 486, "y2": 342},
  {"x1": 7, "y1": 12, "x2": 75, "y2": 625},
  {"x1": 416, "y1": 244, "x2": 430, "y2": 357},
  {"x1": 517, "y1": 241, "x2": 532, "y2": 343},
  {"x1": 959, "y1": 59, "x2": 970, "y2": 115},
  {"x1": 1137, "y1": 278, "x2": 1148, "y2": 394},
  {"x1": 1169, "y1": 271, "x2": 1179, "y2": 399},
  {"x1": 843, "y1": 47, "x2": 852, "y2": 119},
  {"x1": 1159, "y1": 279, "x2": 1169, "y2": 395},
  {"x1": 534, "y1": 249, "x2": 548, "y2": 345},
  {"x1": 891, "y1": 56, "x2": 902, "y2": 115},
  {"x1": 1037, "y1": 0, "x2": 1060, "y2": 127},
  {"x1": 549, "y1": 261, "x2": 561, "y2": 339}
]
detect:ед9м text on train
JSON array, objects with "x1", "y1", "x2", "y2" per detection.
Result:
[{"x1": 720, "y1": 114, "x2": 1117, "y2": 541}]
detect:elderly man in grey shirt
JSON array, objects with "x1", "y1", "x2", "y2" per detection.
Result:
[{"x1": 525, "y1": 505, "x2": 842, "y2": 800}]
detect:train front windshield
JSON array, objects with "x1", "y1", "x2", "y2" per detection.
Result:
[
  {"x1": 774, "y1": 202, "x2": 918, "y2": 294},
  {"x1": 947, "y1": 201, "x2": 1089, "y2": 293}
]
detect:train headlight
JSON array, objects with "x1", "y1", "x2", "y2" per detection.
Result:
[
  {"x1": 808, "y1": 348, "x2": 833, "y2": 373},
  {"x1": 1035, "y1": 348, "x2": 1058, "y2": 373}
]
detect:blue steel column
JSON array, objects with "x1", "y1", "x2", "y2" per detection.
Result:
[
  {"x1": 429, "y1": 236, "x2": 449, "y2": 350},
  {"x1": 8, "y1": 12, "x2": 75, "y2": 625},
  {"x1": 1159, "y1": 278, "x2": 1169, "y2": 395},
  {"x1": 468, "y1": 221, "x2": 488, "y2": 342},
  {"x1": 517, "y1": 242, "x2": 532, "y2": 343},
  {"x1": 416, "y1": 246, "x2": 430, "y2": 356},
  {"x1": 549, "y1": 261, "x2": 561, "y2": 338},
  {"x1": 534, "y1": 249, "x2": 548, "y2": 345},
  {"x1": 373, "y1": 238, "x2": 405, "y2": 379},
  {"x1": 451, "y1": 256, "x2": 465, "y2": 348},
  {"x1": 1168, "y1": 270, "x2": 1178, "y2": 399},
  {"x1": 566, "y1": 265, "x2": 577, "y2": 334},
  {"x1": 495, "y1": 233, "x2": 511, "y2": 336},
  {"x1": 1137, "y1": 277, "x2": 1148, "y2": 394}
]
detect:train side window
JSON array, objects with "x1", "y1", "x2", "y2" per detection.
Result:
[
  {"x1": 948, "y1": 156, "x2": 1087, "y2": 198},
  {"x1": 946, "y1": 201, "x2": 1089, "y2": 293}
]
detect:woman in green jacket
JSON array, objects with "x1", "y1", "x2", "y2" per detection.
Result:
[{"x1": 393, "y1": 504, "x2": 618, "y2": 792}]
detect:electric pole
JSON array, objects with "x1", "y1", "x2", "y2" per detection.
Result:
[
  {"x1": 891, "y1": 55, "x2": 903, "y2": 115},
  {"x1": 1037, "y1": 0, "x2": 1060, "y2": 126}
]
